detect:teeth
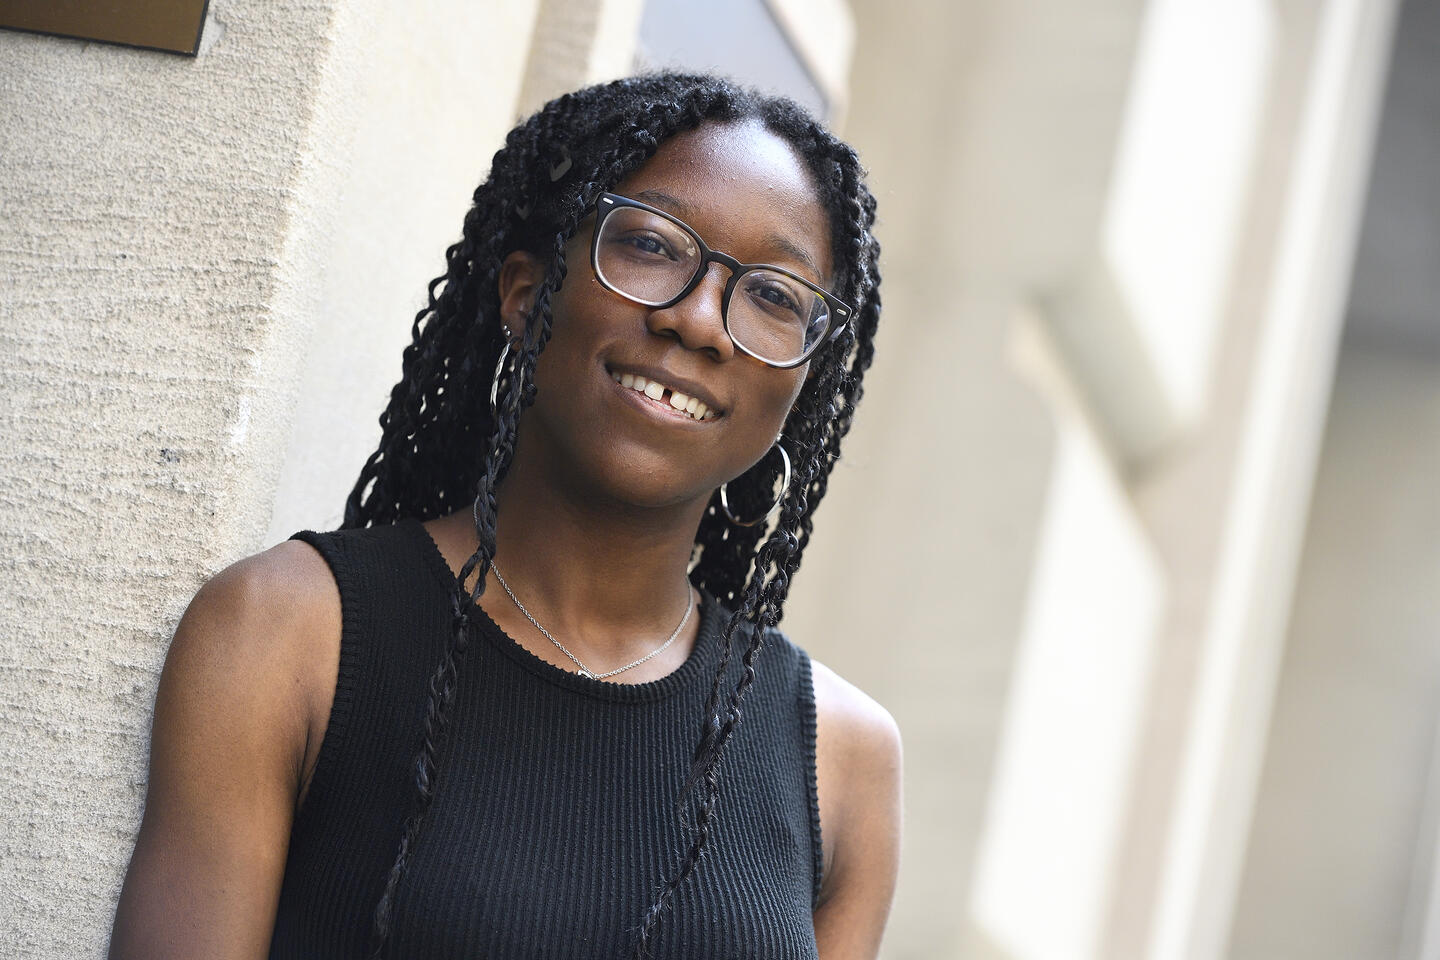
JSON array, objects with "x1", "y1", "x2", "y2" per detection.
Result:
[{"x1": 610, "y1": 369, "x2": 718, "y2": 422}]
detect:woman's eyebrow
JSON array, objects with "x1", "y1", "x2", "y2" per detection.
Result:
[
  {"x1": 633, "y1": 188, "x2": 691, "y2": 215},
  {"x1": 764, "y1": 234, "x2": 822, "y2": 280},
  {"x1": 630, "y1": 189, "x2": 823, "y2": 279}
]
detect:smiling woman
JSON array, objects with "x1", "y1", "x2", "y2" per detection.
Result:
[{"x1": 108, "y1": 73, "x2": 900, "y2": 960}]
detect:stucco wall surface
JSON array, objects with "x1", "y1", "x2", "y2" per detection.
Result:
[
  {"x1": 0, "y1": 5, "x2": 337, "y2": 951},
  {"x1": 0, "y1": 1, "x2": 538, "y2": 952}
]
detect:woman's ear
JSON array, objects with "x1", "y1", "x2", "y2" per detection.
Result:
[{"x1": 497, "y1": 251, "x2": 545, "y2": 342}]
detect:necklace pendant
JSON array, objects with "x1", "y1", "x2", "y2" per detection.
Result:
[{"x1": 578, "y1": 668, "x2": 594, "y2": 680}]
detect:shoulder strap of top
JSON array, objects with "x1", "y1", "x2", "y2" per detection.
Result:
[
  {"x1": 765, "y1": 626, "x2": 824, "y2": 906},
  {"x1": 287, "y1": 527, "x2": 369, "y2": 825},
  {"x1": 284, "y1": 522, "x2": 443, "y2": 830}
]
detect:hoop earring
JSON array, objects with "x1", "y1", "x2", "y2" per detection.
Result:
[
  {"x1": 489, "y1": 325, "x2": 517, "y2": 416},
  {"x1": 720, "y1": 442, "x2": 791, "y2": 527}
]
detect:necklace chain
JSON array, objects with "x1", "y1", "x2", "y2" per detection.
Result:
[{"x1": 489, "y1": 560, "x2": 694, "y2": 681}]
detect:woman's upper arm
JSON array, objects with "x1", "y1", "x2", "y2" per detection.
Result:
[
  {"x1": 811, "y1": 658, "x2": 904, "y2": 960},
  {"x1": 109, "y1": 540, "x2": 340, "y2": 960}
]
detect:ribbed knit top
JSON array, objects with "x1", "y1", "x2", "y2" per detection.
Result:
[{"x1": 267, "y1": 519, "x2": 822, "y2": 959}]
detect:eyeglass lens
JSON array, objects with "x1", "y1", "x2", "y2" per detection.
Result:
[{"x1": 594, "y1": 205, "x2": 831, "y2": 365}]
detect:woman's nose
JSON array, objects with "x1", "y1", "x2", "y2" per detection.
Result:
[{"x1": 645, "y1": 262, "x2": 736, "y2": 361}]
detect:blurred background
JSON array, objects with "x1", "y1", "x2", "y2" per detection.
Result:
[{"x1": 2, "y1": 0, "x2": 1437, "y2": 957}]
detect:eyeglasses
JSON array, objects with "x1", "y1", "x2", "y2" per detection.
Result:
[{"x1": 589, "y1": 193, "x2": 852, "y2": 369}]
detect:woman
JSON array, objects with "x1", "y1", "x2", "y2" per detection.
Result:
[{"x1": 110, "y1": 73, "x2": 901, "y2": 959}]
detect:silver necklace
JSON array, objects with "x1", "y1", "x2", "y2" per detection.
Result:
[{"x1": 489, "y1": 560, "x2": 694, "y2": 681}]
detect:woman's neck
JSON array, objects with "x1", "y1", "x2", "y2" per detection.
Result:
[{"x1": 428, "y1": 449, "x2": 710, "y2": 672}]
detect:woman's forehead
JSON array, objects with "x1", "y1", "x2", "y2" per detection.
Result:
[{"x1": 610, "y1": 121, "x2": 834, "y2": 282}]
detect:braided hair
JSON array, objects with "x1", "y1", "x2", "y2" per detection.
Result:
[{"x1": 342, "y1": 72, "x2": 882, "y2": 957}]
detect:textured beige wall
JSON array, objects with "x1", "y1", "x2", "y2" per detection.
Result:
[
  {"x1": 1, "y1": 6, "x2": 333, "y2": 951},
  {"x1": 0, "y1": 1, "x2": 538, "y2": 953}
]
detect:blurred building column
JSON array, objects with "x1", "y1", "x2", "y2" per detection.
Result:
[
  {"x1": 515, "y1": 0, "x2": 645, "y2": 117},
  {"x1": 798, "y1": 1, "x2": 1400, "y2": 959},
  {"x1": 790, "y1": 1, "x2": 1152, "y2": 955},
  {"x1": 1132, "y1": 2, "x2": 1398, "y2": 958},
  {"x1": 1227, "y1": 0, "x2": 1440, "y2": 956}
]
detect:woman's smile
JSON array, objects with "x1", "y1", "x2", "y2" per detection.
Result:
[{"x1": 606, "y1": 364, "x2": 725, "y2": 424}]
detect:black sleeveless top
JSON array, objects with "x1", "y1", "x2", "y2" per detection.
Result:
[{"x1": 267, "y1": 520, "x2": 823, "y2": 959}]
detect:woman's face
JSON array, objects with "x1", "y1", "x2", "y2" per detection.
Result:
[{"x1": 507, "y1": 120, "x2": 835, "y2": 512}]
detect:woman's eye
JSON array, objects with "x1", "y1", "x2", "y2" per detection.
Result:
[
  {"x1": 619, "y1": 232, "x2": 679, "y2": 260},
  {"x1": 748, "y1": 279, "x2": 803, "y2": 315}
]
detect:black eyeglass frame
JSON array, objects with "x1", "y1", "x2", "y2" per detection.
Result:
[{"x1": 588, "y1": 192, "x2": 853, "y2": 370}]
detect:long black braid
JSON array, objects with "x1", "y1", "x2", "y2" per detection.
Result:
[{"x1": 341, "y1": 72, "x2": 882, "y2": 958}]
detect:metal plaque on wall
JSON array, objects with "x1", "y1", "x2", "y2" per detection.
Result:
[{"x1": 0, "y1": 0, "x2": 210, "y2": 56}]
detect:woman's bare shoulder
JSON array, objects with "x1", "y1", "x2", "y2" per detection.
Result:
[
  {"x1": 168, "y1": 539, "x2": 341, "y2": 731},
  {"x1": 809, "y1": 658, "x2": 901, "y2": 757},
  {"x1": 190, "y1": 538, "x2": 340, "y2": 637},
  {"x1": 178, "y1": 538, "x2": 343, "y2": 799},
  {"x1": 808, "y1": 656, "x2": 902, "y2": 959},
  {"x1": 109, "y1": 539, "x2": 340, "y2": 960}
]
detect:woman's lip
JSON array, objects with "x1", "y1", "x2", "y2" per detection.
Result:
[{"x1": 610, "y1": 374, "x2": 717, "y2": 425}]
